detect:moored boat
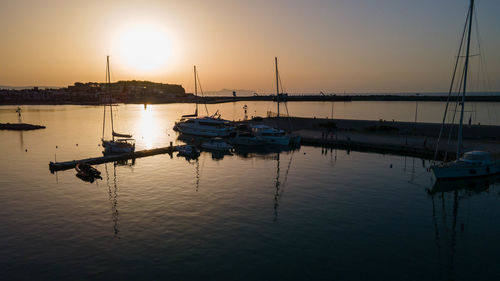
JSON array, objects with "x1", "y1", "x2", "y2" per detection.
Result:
[
  {"x1": 176, "y1": 144, "x2": 200, "y2": 158},
  {"x1": 75, "y1": 162, "x2": 102, "y2": 181},
  {"x1": 174, "y1": 66, "x2": 234, "y2": 137},
  {"x1": 102, "y1": 138, "x2": 135, "y2": 154},
  {"x1": 432, "y1": 151, "x2": 500, "y2": 179},
  {"x1": 201, "y1": 137, "x2": 233, "y2": 151},
  {"x1": 251, "y1": 124, "x2": 290, "y2": 146},
  {"x1": 101, "y1": 56, "x2": 135, "y2": 154},
  {"x1": 430, "y1": 0, "x2": 498, "y2": 180},
  {"x1": 228, "y1": 124, "x2": 265, "y2": 146},
  {"x1": 175, "y1": 116, "x2": 234, "y2": 137}
]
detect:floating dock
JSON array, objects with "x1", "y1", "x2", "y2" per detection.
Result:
[{"x1": 49, "y1": 146, "x2": 176, "y2": 172}]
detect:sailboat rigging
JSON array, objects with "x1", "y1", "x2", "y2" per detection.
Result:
[
  {"x1": 173, "y1": 66, "x2": 233, "y2": 137},
  {"x1": 251, "y1": 57, "x2": 300, "y2": 146},
  {"x1": 101, "y1": 56, "x2": 135, "y2": 154},
  {"x1": 430, "y1": 0, "x2": 500, "y2": 179},
  {"x1": 182, "y1": 65, "x2": 199, "y2": 118}
]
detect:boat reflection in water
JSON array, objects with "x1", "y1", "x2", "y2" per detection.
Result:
[
  {"x1": 114, "y1": 158, "x2": 136, "y2": 168},
  {"x1": 427, "y1": 174, "x2": 500, "y2": 280},
  {"x1": 428, "y1": 174, "x2": 500, "y2": 195},
  {"x1": 271, "y1": 151, "x2": 296, "y2": 221},
  {"x1": 104, "y1": 162, "x2": 123, "y2": 238},
  {"x1": 177, "y1": 132, "x2": 298, "y2": 217}
]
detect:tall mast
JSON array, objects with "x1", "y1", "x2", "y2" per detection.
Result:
[
  {"x1": 107, "y1": 55, "x2": 115, "y2": 141},
  {"x1": 457, "y1": 0, "x2": 474, "y2": 159},
  {"x1": 194, "y1": 65, "x2": 198, "y2": 115},
  {"x1": 275, "y1": 57, "x2": 280, "y2": 117}
]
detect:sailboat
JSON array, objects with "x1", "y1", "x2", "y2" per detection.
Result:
[
  {"x1": 431, "y1": 0, "x2": 500, "y2": 179},
  {"x1": 101, "y1": 56, "x2": 135, "y2": 154},
  {"x1": 251, "y1": 57, "x2": 300, "y2": 146},
  {"x1": 173, "y1": 66, "x2": 234, "y2": 137}
]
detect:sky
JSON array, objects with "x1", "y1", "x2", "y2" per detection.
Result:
[{"x1": 0, "y1": 0, "x2": 499, "y2": 93}]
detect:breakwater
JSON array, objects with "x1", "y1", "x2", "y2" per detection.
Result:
[{"x1": 256, "y1": 117, "x2": 500, "y2": 159}]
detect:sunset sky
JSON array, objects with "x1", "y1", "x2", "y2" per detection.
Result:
[{"x1": 1, "y1": 0, "x2": 499, "y2": 93}]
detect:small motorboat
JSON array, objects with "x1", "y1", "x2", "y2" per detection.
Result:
[
  {"x1": 201, "y1": 137, "x2": 233, "y2": 151},
  {"x1": 229, "y1": 124, "x2": 265, "y2": 146},
  {"x1": 176, "y1": 145, "x2": 200, "y2": 158},
  {"x1": 76, "y1": 172, "x2": 96, "y2": 183},
  {"x1": 75, "y1": 162, "x2": 102, "y2": 181}
]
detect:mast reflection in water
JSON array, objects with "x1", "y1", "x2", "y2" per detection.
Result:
[{"x1": 428, "y1": 175, "x2": 500, "y2": 281}]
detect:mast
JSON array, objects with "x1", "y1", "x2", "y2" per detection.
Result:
[
  {"x1": 194, "y1": 65, "x2": 198, "y2": 115},
  {"x1": 457, "y1": 0, "x2": 474, "y2": 159},
  {"x1": 107, "y1": 55, "x2": 115, "y2": 141},
  {"x1": 102, "y1": 104, "x2": 106, "y2": 139},
  {"x1": 275, "y1": 57, "x2": 280, "y2": 117}
]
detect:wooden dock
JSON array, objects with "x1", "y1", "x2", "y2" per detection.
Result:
[{"x1": 49, "y1": 145, "x2": 176, "y2": 172}]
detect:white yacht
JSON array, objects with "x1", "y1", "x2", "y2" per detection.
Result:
[
  {"x1": 174, "y1": 66, "x2": 234, "y2": 137},
  {"x1": 175, "y1": 116, "x2": 233, "y2": 137},
  {"x1": 432, "y1": 151, "x2": 500, "y2": 179},
  {"x1": 431, "y1": 0, "x2": 499, "y2": 180},
  {"x1": 251, "y1": 124, "x2": 290, "y2": 146}
]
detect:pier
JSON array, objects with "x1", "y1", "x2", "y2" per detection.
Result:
[
  {"x1": 49, "y1": 145, "x2": 176, "y2": 172},
  {"x1": 300, "y1": 134, "x2": 448, "y2": 160},
  {"x1": 265, "y1": 117, "x2": 500, "y2": 160}
]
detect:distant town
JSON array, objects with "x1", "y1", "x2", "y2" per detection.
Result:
[{"x1": 0, "y1": 80, "x2": 190, "y2": 105}]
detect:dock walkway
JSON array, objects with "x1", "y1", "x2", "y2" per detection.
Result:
[
  {"x1": 297, "y1": 129, "x2": 500, "y2": 160},
  {"x1": 49, "y1": 145, "x2": 176, "y2": 172}
]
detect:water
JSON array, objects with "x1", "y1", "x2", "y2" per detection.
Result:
[{"x1": 1, "y1": 103, "x2": 500, "y2": 280}]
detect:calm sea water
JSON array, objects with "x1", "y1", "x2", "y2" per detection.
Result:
[{"x1": 1, "y1": 103, "x2": 500, "y2": 280}]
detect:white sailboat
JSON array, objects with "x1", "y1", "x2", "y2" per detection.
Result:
[
  {"x1": 101, "y1": 56, "x2": 135, "y2": 154},
  {"x1": 253, "y1": 57, "x2": 300, "y2": 146},
  {"x1": 431, "y1": 0, "x2": 500, "y2": 179},
  {"x1": 174, "y1": 66, "x2": 234, "y2": 137}
]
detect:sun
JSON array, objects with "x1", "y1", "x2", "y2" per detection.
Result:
[{"x1": 113, "y1": 23, "x2": 172, "y2": 73}]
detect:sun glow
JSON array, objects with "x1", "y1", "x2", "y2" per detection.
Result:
[{"x1": 113, "y1": 23, "x2": 173, "y2": 73}]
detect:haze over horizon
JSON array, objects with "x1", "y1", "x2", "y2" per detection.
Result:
[{"x1": 1, "y1": 0, "x2": 499, "y2": 93}]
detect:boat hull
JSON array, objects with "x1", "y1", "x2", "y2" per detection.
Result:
[
  {"x1": 102, "y1": 140, "x2": 135, "y2": 153},
  {"x1": 175, "y1": 123, "x2": 232, "y2": 137},
  {"x1": 201, "y1": 142, "x2": 233, "y2": 151},
  {"x1": 229, "y1": 136, "x2": 265, "y2": 146},
  {"x1": 261, "y1": 135, "x2": 290, "y2": 146}
]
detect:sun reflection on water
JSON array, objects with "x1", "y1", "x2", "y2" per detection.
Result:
[{"x1": 138, "y1": 106, "x2": 160, "y2": 149}]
